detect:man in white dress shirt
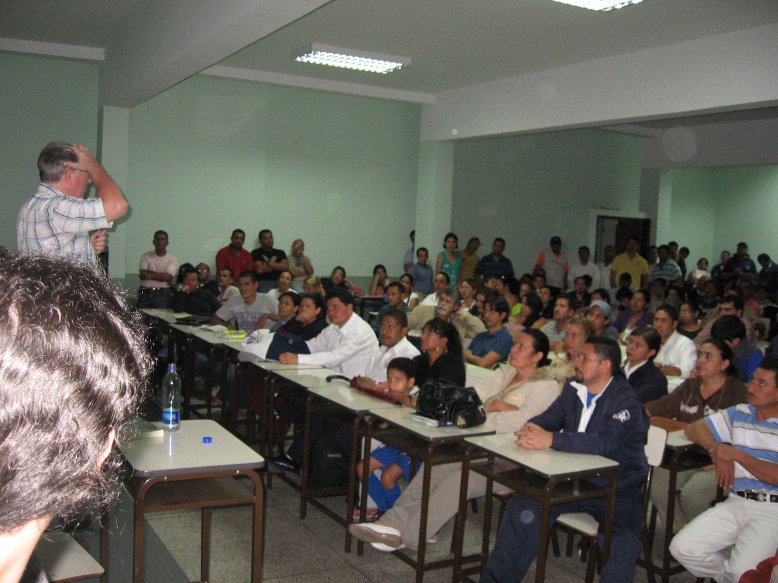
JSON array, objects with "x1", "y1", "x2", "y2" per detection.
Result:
[
  {"x1": 653, "y1": 304, "x2": 697, "y2": 378},
  {"x1": 358, "y1": 309, "x2": 420, "y2": 385},
  {"x1": 279, "y1": 287, "x2": 379, "y2": 376}
]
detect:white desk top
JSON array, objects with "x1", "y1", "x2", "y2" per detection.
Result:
[
  {"x1": 371, "y1": 406, "x2": 495, "y2": 441},
  {"x1": 666, "y1": 429, "x2": 694, "y2": 448},
  {"x1": 465, "y1": 433, "x2": 618, "y2": 479},
  {"x1": 35, "y1": 532, "x2": 104, "y2": 581},
  {"x1": 250, "y1": 360, "x2": 324, "y2": 372},
  {"x1": 119, "y1": 420, "x2": 263, "y2": 476},
  {"x1": 141, "y1": 308, "x2": 183, "y2": 324},
  {"x1": 274, "y1": 367, "x2": 348, "y2": 388},
  {"x1": 309, "y1": 385, "x2": 402, "y2": 413}
]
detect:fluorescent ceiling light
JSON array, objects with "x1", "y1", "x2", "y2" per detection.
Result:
[
  {"x1": 551, "y1": 0, "x2": 645, "y2": 11},
  {"x1": 293, "y1": 43, "x2": 410, "y2": 74}
]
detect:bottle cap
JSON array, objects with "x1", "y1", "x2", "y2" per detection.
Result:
[
  {"x1": 167, "y1": 363, "x2": 177, "y2": 373},
  {"x1": 202, "y1": 436, "x2": 212, "y2": 444}
]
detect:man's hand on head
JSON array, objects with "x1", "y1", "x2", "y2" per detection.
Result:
[{"x1": 65, "y1": 144, "x2": 101, "y2": 175}]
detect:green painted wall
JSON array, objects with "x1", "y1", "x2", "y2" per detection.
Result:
[
  {"x1": 0, "y1": 53, "x2": 100, "y2": 250},
  {"x1": 666, "y1": 168, "x2": 717, "y2": 269},
  {"x1": 126, "y1": 76, "x2": 421, "y2": 283},
  {"x1": 451, "y1": 129, "x2": 644, "y2": 274}
]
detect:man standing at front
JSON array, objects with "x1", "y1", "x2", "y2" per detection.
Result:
[
  {"x1": 252, "y1": 229, "x2": 289, "y2": 293},
  {"x1": 670, "y1": 359, "x2": 778, "y2": 582},
  {"x1": 17, "y1": 142, "x2": 128, "y2": 266},
  {"x1": 137, "y1": 230, "x2": 177, "y2": 309},
  {"x1": 482, "y1": 338, "x2": 649, "y2": 583},
  {"x1": 216, "y1": 228, "x2": 253, "y2": 280}
]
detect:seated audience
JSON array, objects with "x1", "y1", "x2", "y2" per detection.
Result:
[
  {"x1": 464, "y1": 296, "x2": 513, "y2": 369},
  {"x1": 538, "y1": 284, "x2": 555, "y2": 319},
  {"x1": 540, "y1": 295, "x2": 575, "y2": 353},
  {"x1": 196, "y1": 262, "x2": 219, "y2": 296},
  {"x1": 268, "y1": 269, "x2": 298, "y2": 300},
  {"x1": 369, "y1": 264, "x2": 390, "y2": 296},
  {"x1": 669, "y1": 359, "x2": 778, "y2": 582},
  {"x1": 349, "y1": 330, "x2": 559, "y2": 552},
  {"x1": 687, "y1": 257, "x2": 710, "y2": 287},
  {"x1": 612, "y1": 289, "x2": 653, "y2": 339},
  {"x1": 321, "y1": 265, "x2": 362, "y2": 295},
  {"x1": 172, "y1": 267, "x2": 220, "y2": 316},
  {"x1": 509, "y1": 292, "x2": 547, "y2": 332},
  {"x1": 408, "y1": 285, "x2": 486, "y2": 344},
  {"x1": 586, "y1": 299, "x2": 618, "y2": 341},
  {"x1": 303, "y1": 275, "x2": 324, "y2": 296},
  {"x1": 211, "y1": 270, "x2": 278, "y2": 331},
  {"x1": 482, "y1": 338, "x2": 648, "y2": 583},
  {"x1": 677, "y1": 299, "x2": 702, "y2": 340},
  {"x1": 646, "y1": 338, "x2": 748, "y2": 530},
  {"x1": 458, "y1": 278, "x2": 478, "y2": 313},
  {"x1": 566, "y1": 275, "x2": 592, "y2": 312},
  {"x1": 267, "y1": 291, "x2": 300, "y2": 331},
  {"x1": 650, "y1": 244, "x2": 683, "y2": 286},
  {"x1": 757, "y1": 252, "x2": 778, "y2": 296},
  {"x1": 215, "y1": 267, "x2": 240, "y2": 303},
  {"x1": 711, "y1": 315, "x2": 763, "y2": 382},
  {"x1": 653, "y1": 304, "x2": 697, "y2": 378},
  {"x1": 420, "y1": 272, "x2": 450, "y2": 306},
  {"x1": 547, "y1": 315, "x2": 594, "y2": 381},
  {"x1": 356, "y1": 309, "x2": 421, "y2": 388},
  {"x1": 399, "y1": 273, "x2": 420, "y2": 310},
  {"x1": 372, "y1": 281, "x2": 408, "y2": 335},
  {"x1": 275, "y1": 292, "x2": 328, "y2": 341},
  {"x1": 623, "y1": 326, "x2": 668, "y2": 403},
  {"x1": 695, "y1": 294, "x2": 757, "y2": 347},
  {"x1": 474, "y1": 287, "x2": 496, "y2": 321}
]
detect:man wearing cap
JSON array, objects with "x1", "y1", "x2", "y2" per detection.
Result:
[
  {"x1": 587, "y1": 299, "x2": 618, "y2": 341},
  {"x1": 534, "y1": 236, "x2": 569, "y2": 294}
]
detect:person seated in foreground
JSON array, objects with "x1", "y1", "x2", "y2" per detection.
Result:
[
  {"x1": 211, "y1": 270, "x2": 278, "y2": 331},
  {"x1": 270, "y1": 288, "x2": 379, "y2": 473},
  {"x1": 482, "y1": 337, "x2": 648, "y2": 582},
  {"x1": 652, "y1": 304, "x2": 697, "y2": 378},
  {"x1": 623, "y1": 325, "x2": 668, "y2": 403},
  {"x1": 407, "y1": 285, "x2": 485, "y2": 343},
  {"x1": 711, "y1": 314, "x2": 763, "y2": 382},
  {"x1": 349, "y1": 329, "x2": 560, "y2": 550},
  {"x1": 172, "y1": 267, "x2": 220, "y2": 316},
  {"x1": 275, "y1": 292, "x2": 327, "y2": 340},
  {"x1": 267, "y1": 291, "x2": 300, "y2": 331},
  {"x1": 267, "y1": 269, "x2": 298, "y2": 300},
  {"x1": 0, "y1": 250, "x2": 149, "y2": 582},
  {"x1": 464, "y1": 296, "x2": 513, "y2": 369},
  {"x1": 355, "y1": 357, "x2": 422, "y2": 521},
  {"x1": 645, "y1": 338, "x2": 748, "y2": 530},
  {"x1": 612, "y1": 288, "x2": 653, "y2": 339},
  {"x1": 670, "y1": 359, "x2": 778, "y2": 582},
  {"x1": 356, "y1": 309, "x2": 420, "y2": 390}
]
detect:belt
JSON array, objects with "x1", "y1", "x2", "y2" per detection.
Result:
[{"x1": 734, "y1": 490, "x2": 778, "y2": 503}]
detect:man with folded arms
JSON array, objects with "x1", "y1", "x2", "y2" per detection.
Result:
[
  {"x1": 137, "y1": 230, "x2": 177, "y2": 309},
  {"x1": 482, "y1": 338, "x2": 649, "y2": 583},
  {"x1": 670, "y1": 359, "x2": 778, "y2": 582}
]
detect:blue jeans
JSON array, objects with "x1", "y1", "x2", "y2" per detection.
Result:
[{"x1": 482, "y1": 489, "x2": 643, "y2": 583}]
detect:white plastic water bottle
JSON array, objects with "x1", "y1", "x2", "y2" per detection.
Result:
[{"x1": 161, "y1": 363, "x2": 182, "y2": 431}]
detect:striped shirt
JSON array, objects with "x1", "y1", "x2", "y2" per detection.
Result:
[
  {"x1": 706, "y1": 403, "x2": 778, "y2": 492},
  {"x1": 17, "y1": 183, "x2": 111, "y2": 266}
]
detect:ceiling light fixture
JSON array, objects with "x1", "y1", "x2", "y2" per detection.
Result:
[
  {"x1": 551, "y1": 0, "x2": 645, "y2": 11},
  {"x1": 293, "y1": 43, "x2": 410, "y2": 74}
]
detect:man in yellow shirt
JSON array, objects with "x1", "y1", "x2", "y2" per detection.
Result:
[{"x1": 610, "y1": 236, "x2": 649, "y2": 290}]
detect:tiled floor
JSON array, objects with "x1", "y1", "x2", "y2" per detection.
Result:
[{"x1": 137, "y1": 473, "x2": 701, "y2": 583}]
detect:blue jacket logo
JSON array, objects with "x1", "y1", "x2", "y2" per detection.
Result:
[{"x1": 612, "y1": 409, "x2": 630, "y2": 423}]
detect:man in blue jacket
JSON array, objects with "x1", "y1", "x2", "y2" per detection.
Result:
[{"x1": 482, "y1": 337, "x2": 649, "y2": 583}]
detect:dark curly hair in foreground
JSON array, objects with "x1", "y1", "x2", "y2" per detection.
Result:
[{"x1": 0, "y1": 249, "x2": 151, "y2": 532}]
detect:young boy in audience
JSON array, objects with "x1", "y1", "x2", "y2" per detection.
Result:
[{"x1": 355, "y1": 357, "x2": 420, "y2": 521}]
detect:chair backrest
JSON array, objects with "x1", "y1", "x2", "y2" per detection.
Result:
[{"x1": 645, "y1": 425, "x2": 668, "y2": 467}]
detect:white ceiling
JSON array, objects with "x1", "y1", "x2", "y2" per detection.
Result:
[{"x1": 1, "y1": 0, "x2": 777, "y2": 130}]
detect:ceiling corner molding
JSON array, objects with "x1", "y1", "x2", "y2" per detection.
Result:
[
  {"x1": 202, "y1": 65, "x2": 437, "y2": 105},
  {"x1": 0, "y1": 37, "x2": 104, "y2": 61}
]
